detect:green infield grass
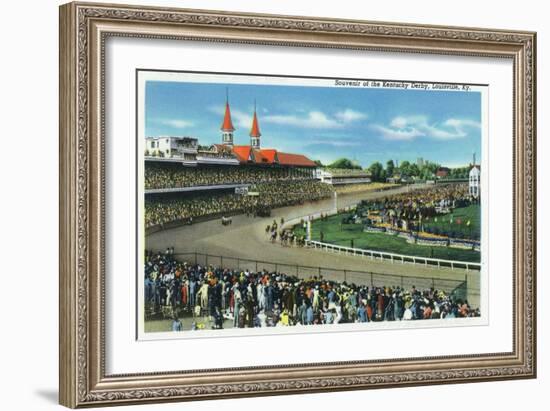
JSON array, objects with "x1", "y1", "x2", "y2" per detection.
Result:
[{"x1": 422, "y1": 204, "x2": 480, "y2": 240}]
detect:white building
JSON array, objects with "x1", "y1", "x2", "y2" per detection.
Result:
[
  {"x1": 318, "y1": 168, "x2": 371, "y2": 185},
  {"x1": 469, "y1": 165, "x2": 481, "y2": 198},
  {"x1": 145, "y1": 136, "x2": 198, "y2": 159}
]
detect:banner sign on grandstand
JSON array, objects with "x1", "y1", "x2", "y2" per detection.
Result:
[{"x1": 235, "y1": 186, "x2": 249, "y2": 195}]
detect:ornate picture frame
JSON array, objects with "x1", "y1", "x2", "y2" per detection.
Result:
[{"x1": 59, "y1": 1, "x2": 536, "y2": 408}]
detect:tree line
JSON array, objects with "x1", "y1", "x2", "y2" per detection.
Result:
[{"x1": 317, "y1": 158, "x2": 472, "y2": 182}]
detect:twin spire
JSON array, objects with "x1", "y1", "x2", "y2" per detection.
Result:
[
  {"x1": 220, "y1": 91, "x2": 261, "y2": 148},
  {"x1": 221, "y1": 101, "x2": 235, "y2": 132},
  {"x1": 249, "y1": 100, "x2": 261, "y2": 149}
]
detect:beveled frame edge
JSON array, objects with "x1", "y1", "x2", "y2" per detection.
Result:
[{"x1": 59, "y1": 1, "x2": 537, "y2": 408}]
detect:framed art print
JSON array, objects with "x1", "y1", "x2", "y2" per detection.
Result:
[{"x1": 59, "y1": 2, "x2": 536, "y2": 407}]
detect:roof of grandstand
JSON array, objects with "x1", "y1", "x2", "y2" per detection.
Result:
[
  {"x1": 260, "y1": 149, "x2": 277, "y2": 163},
  {"x1": 277, "y1": 152, "x2": 317, "y2": 167},
  {"x1": 323, "y1": 168, "x2": 371, "y2": 177},
  {"x1": 230, "y1": 145, "x2": 317, "y2": 167},
  {"x1": 146, "y1": 97, "x2": 317, "y2": 168}
]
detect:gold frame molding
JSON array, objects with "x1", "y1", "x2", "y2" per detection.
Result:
[{"x1": 59, "y1": 2, "x2": 537, "y2": 408}]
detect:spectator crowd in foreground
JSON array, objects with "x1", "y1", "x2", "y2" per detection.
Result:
[{"x1": 144, "y1": 249, "x2": 479, "y2": 331}]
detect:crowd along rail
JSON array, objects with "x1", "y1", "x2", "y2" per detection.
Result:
[{"x1": 172, "y1": 251, "x2": 468, "y2": 294}]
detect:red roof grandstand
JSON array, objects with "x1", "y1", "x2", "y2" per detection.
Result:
[
  {"x1": 231, "y1": 145, "x2": 252, "y2": 162},
  {"x1": 277, "y1": 152, "x2": 317, "y2": 167},
  {"x1": 230, "y1": 145, "x2": 316, "y2": 167},
  {"x1": 260, "y1": 149, "x2": 277, "y2": 163},
  {"x1": 216, "y1": 97, "x2": 317, "y2": 168},
  {"x1": 251, "y1": 149, "x2": 268, "y2": 164}
]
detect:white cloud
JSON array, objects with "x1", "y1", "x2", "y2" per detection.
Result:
[
  {"x1": 208, "y1": 105, "x2": 252, "y2": 129},
  {"x1": 208, "y1": 105, "x2": 224, "y2": 115},
  {"x1": 305, "y1": 139, "x2": 363, "y2": 147},
  {"x1": 264, "y1": 108, "x2": 367, "y2": 129},
  {"x1": 209, "y1": 105, "x2": 368, "y2": 130},
  {"x1": 232, "y1": 110, "x2": 253, "y2": 129},
  {"x1": 335, "y1": 108, "x2": 368, "y2": 122},
  {"x1": 390, "y1": 115, "x2": 424, "y2": 129},
  {"x1": 371, "y1": 124, "x2": 424, "y2": 141},
  {"x1": 156, "y1": 119, "x2": 194, "y2": 129},
  {"x1": 442, "y1": 118, "x2": 481, "y2": 137},
  {"x1": 372, "y1": 115, "x2": 480, "y2": 141},
  {"x1": 264, "y1": 111, "x2": 341, "y2": 129}
]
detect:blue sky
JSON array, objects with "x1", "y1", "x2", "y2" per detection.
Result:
[{"x1": 144, "y1": 79, "x2": 482, "y2": 168}]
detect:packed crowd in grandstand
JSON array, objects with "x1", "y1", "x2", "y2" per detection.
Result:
[
  {"x1": 322, "y1": 168, "x2": 371, "y2": 177},
  {"x1": 145, "y1": 180, "x2": 334, "y2": 228},
  {"x1": 333, "y1": 182, "x2": 398, "y2": 194},
  {"x1": 144, "y1": 249, "x2": 479, "y2": 330},
  {"x1": 145, "y1": 163, "x2": 315, "y2": 190}
]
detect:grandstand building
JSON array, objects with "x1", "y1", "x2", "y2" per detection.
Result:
[
  {"x1": 318, "y1": 168, "x2": 371, "y2": 185},
  {"x1": 143, "y1": 96, "x2": 383, "y2": 232},
  {"x1": 145, "y1": 136, "x2": 198, "y2": 162},
  {"x1": 144, "y1": 96, "x2": 320, "y2": 195},
  {"x1": 214, "y1": 97, "x2": 318, "y2": 173},
  {"x1": 144, "y1": 95, "x2": 318, "y2": 172}
]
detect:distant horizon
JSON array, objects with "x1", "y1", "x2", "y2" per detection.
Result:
[{"x1": 144, "y1": 75, "x2": 483, "y2": 169}]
